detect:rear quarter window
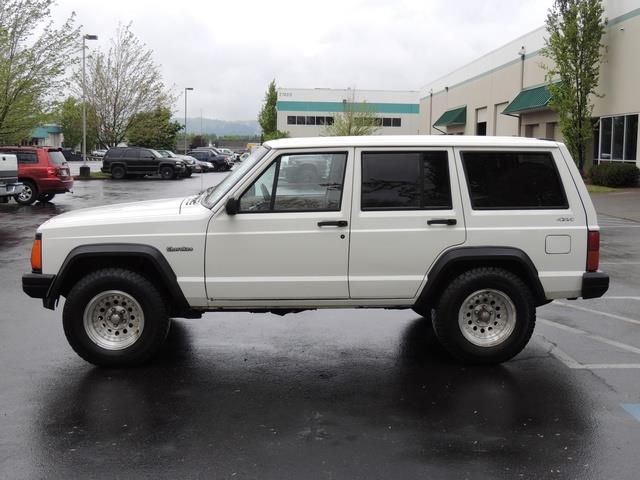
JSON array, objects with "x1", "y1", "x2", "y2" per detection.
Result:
[
  {"x1": 461, "y1": 151, "x2": 568, "y2": 210},
  {"x1": 47, "y1": 151, "x2": 66, "y2": 164},
  {"x1": 105, "y1": 149, "x2": 123, "y2": 158}
]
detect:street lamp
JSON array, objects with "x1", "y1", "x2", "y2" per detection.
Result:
[
  {"x1": 184, "y1": 87, "x2": 194, "y2": 154},
  {"x1": 81, "y1": 34, "x2": 98, "y2": 176}
]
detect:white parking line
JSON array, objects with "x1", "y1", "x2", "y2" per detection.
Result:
[
  {"x1": 536, "y1": 335, "x2": 640, "y2": 370},
  {"x1": 538, "y1": 318, "x2": 640, "y2": 355},
  {"x1": 552, "y1": 301, "x2": 640, "y2": 326}
]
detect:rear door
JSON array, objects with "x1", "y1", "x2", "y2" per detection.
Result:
[{"x1": 348, "y1": 147, "x2": 466, "y2": 299}]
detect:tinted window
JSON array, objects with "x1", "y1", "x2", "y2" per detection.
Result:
[
  {"x1": 239, "y1": 152, "x2": 347, "y2": 212},
  {"x1": 296, "y1": 116, "x2": 305, "y2": 125},
  {"x1": 124, "y1": 148, "x2": 140, "y2": 159},
  {"x1": 16, "y1": 152, "x2": 38, "y2": 164},
  {"x1": 287, "y1": 116, "x2": 295, "y2": 125},
  {"x1": 48, "y1": 151, "x2": 66, "y2": 164},
  {"x1": 361, "y1": 151, "x2": 451, "y2": 210},
  {"x1": 461, "y1": 151, "x2": 568, "y2": 209},
  {"x1": 106, "y1": 149, "x2": 123, "y2": 158},
  {"x1": 382, "y1": 117, "x2": 391, "y2": 127},
  {"x1": 306, "y1": 116, "x2": 316, "y2": 125},
  {"x1": 392, "y1": 118, "x2": 401, "y2": 127},
  {"x1": 326, "y1": 117, "x2": 334, "y2": 125}
]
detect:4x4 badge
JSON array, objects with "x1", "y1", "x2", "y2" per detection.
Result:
[
  {"x1": 557, "y1": 217, "x2": 575, "y2": 222},
  {"x1": 166, "y1": 246, "x2": 193, "y2": 252}
]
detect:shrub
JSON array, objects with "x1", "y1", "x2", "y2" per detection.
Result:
[{"x1": 589, "y1": 163, "x2": 639, "y2": 187}]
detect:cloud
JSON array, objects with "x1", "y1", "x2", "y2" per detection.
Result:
[{"x1": 52, "y1": 0, "x2": 553, "y2": 120}]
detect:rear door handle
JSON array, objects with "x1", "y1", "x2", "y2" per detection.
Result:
[
  {"x1": 427, "y1": 218, "x2": 457, "y2": 226},
  {"x1": 317, "y1": 220, "x2": 348, "y2": 227}
]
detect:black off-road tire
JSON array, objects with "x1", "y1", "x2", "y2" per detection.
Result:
[
  {"x1": 159, "y1": 166, "x2": 176, "y2": 180},
  {"x1": 433, "y1": 267, "x2": 536, "y2": 364},
  {"x1": 62, "y1": 268, "x2": 171, "y2": 367},
  {"x1": 111, "y1": 165, "x2": 126, "y2": 180},
  {"x1": 38, "y1": 193, "x2": 56, "y2": 202},
  {"x1": 14, "y1": 180, "x2": 38, "y2": 205}
]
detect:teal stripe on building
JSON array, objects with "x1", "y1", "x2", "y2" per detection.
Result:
[{"x1": 277, "y1": 101, "x2": 420, "y2": 114}]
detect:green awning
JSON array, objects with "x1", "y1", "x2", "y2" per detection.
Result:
[
  {"x1": 503, "y1": 84, "x2": 553, "y2": 115},
  {"x1": 433, "y1": 105, "x2": 466, "y2": 127}
]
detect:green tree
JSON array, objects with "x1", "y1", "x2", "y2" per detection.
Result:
[
  {"x1": 541, "y1": 0, "x2": 606, "y2": 172},
  {"x1": 257, "y1": 79, "x2": 287, "y2": 141},
  {"x1": 324, "y1": 101, "x2": 380, "y2": 136},
  {"x1": 54, "y1": 97, "x2": 98, "y2": 150},
  {"x1": 127, "y1": 107, "x2": 182, "y2": 150},
  {"x1": 79, "y1": 24, "x2": 174, "y2": 147},
  {"x1": 0, "y1": 0, "x2": 80, "y2": 144}
]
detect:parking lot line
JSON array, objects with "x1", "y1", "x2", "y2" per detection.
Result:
[
  {"x1": 621, "y1": 404, "x2": 640, "y2": 422},
  {"x1": 553, "y1": 301, "x2": 640, "y2": 326},
  {"x1": 539, "y1": 318, "x2": 640, "y2": 355}
]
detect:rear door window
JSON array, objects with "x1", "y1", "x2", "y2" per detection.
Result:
[
  {"x1": 16, "y1": 152, "x2": 38, "y2": 164},
  {"x1": 461, "y1": 151, "x2": 568, "y2": 209},
  {"x1": 106, "y1": 149, "x2": 123, "y2": 158},
  {"x1": 361, "y1": 151, "x2": 452, "y2": 210}
]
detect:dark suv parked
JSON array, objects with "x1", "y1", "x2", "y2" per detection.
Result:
[
  {"x1": 187, "y1": 150, "x2": 231, "y2": 171},
  {"x1": 102, "y1": 147, "x2": 186, "y2": 180}
]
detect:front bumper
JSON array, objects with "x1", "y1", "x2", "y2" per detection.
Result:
[
  {"x1": 582, "y1": 271, "x2": 609, "y2": 299},
  {"x1": 23, "y1": 273, "x2": 55, "y2": 300}
]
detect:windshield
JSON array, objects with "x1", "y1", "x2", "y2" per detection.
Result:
[{"x1": 201, "y1": 146, "x2": 270, "y2": 208}]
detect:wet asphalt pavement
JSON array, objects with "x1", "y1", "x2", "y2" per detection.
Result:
[{"x1": 1, "y1": 168, "x2": 639, "y2": 479}]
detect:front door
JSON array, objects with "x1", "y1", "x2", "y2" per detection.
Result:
[
  {"x1": 205, "y1": 149, "x2": 353, "y2": 301},
  {"x1": 348, "y1": 147, "x2": 466, "y2": 299}
]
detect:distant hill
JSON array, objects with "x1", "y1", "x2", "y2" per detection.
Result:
[{"x1": 178, "y1": 117, "x2": 261, "y2": 136}]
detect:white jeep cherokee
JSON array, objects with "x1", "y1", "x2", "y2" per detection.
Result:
[{"x1": 22, "y1": 136, "x2": 609, "y2": 366}]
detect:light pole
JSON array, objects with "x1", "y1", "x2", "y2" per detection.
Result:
[
  {"x1": 184, "y1": 87, "x2": 194, "y2": 153},
  {"x1": 81, "y1": 34, "x2": 98, "y2": 177}
]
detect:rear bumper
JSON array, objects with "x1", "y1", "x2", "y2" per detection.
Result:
[
  {"x1": 582, "y1": 272, "x2": 609, "y2": 299},
  {"x1": 38, "y1": 177, "x2": 74, "y2": 194},
  {"x1": 23, "y1": 273, "x2": 55, "y2": 300},
  {"x1": 0, "y1": 182, "x2": 23, "y2": 196}
]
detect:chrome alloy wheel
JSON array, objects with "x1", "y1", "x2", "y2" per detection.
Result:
[
  {"x1": 83, "y1": 290, "x2": 145, "y2": 350},
  {"x1": 17, "y1": 184, "x2": 33, "y2": 202},
  {"x1": 457, "y1": 289, "x2": 516, "y2": 347}
]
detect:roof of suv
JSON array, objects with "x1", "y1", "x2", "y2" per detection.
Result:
[{"x1": 264, "y1": 135, "x2": 559, "y2": 149}]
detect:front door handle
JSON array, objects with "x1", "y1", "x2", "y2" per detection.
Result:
[
  {"x1": 427, "y1": 218, "x2": 457, "y2": 226},
  {"x1": 317, "y1": 220, "x2": 348, "y2": 227}
]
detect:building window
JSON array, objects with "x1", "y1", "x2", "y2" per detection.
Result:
[
  {"x1": 287, "y1": 116, "x2": 296, "y2": 125},
  {"x1": 326, "y1": 117, "x2": 334, "y2": 125},
  {"x1": 392, "y1": 118, "x2": 401, "y2": 127},
  {"x1": 306, "y1": 116, "x2": 316, "y2": 125},
  {"x1": 296, "y1": 116, "x2": 305, "y2": 125},
  {"x1": 383, "y1": 118, "x2": 391, "y2": 127},
  {"x1": 598, "y1": 114, "x2": 638, "y2": 162},
  {"x1": 316, "y1": 116, "x2": 325, "y2": 125}
]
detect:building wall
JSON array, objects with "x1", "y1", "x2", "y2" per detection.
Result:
[
  {"x1": 276, "y1": 88, "x2": 420, "y2": 137},
  {"x1": 418, "y1": 1, "x2": 640, "y2": 166}
]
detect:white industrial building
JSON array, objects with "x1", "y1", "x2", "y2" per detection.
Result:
[
  {"x1": 276, "y1": 88, "x2": 420, "y2": 137},
  {"x1": 418, "y1": 0, "x2": 640, "y2": 167}
]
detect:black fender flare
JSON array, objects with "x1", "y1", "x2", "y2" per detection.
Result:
[
  {"x1": 44, "y1": 243, "x2": 190, "y2": 314},
  {"x1": 416, "y1": 246, "x2": 547, "y2": 308}
]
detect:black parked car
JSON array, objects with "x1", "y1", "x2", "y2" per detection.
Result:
[
  {"x1": 187, "y1": 150, "x2": 231, "y2": 171},
  {"x1": 60, "y1": 148, "x2": 83, "y2": 162},
  {"x1": 102, "y1": 147, "x2": 187, "y2": 180}
]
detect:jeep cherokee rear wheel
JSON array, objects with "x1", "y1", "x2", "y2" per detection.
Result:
[
  {"x1": 63, "y1": 268, "x2": 171, "y2": 367},
  {"x1": 433, "y1": 267, "x2": 535, "y2": 364}
]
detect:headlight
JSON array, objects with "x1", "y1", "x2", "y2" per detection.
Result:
[{"x1": 175, "y1": 161, "x2": 184, "y2": 166}]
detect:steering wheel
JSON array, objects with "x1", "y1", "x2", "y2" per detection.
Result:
[{"x1": 260, "y1": 183, "x2": 271, "y2": 202}]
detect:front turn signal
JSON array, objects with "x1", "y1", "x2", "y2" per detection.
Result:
[{"x1": 31, "y1": 235, "x2": 42, "y2": 272}]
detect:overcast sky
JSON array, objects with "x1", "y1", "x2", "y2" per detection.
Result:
[{"x1": 52, "y1": 0, "x2": 554, "y2": 121}]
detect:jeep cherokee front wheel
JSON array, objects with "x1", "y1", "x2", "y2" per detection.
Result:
[
  {"x1": 433, "y1": 267, "x2": 536, "y2": 364},
  {"x1": 62, "y1": 268, "x2": 171, "y2": 367}
]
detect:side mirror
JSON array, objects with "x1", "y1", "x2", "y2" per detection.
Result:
[{"x1": 225, "y1": 197, "x2": 239, "y2": 216}]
